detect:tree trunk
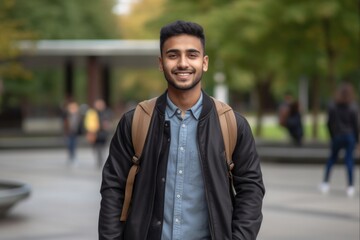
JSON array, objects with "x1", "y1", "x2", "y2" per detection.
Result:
[
  {"x1": 254, "y1": 75, "x2": 274, "y2": 137},
  {"x1": 310, "y1": 75, "x2": 320, "y2": 140},
  {"x1": 322, "y1": 18, "x2": 336, "y2": 93},
  {"x1": 255, "y1": 101, "x2": 263, "y2": 137}
]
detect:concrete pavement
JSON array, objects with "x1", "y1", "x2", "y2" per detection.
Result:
[{"x1": 0, "y1": 147, "x2": 359, "y2": 240}]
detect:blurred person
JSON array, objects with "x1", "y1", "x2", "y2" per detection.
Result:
[
  {"x1": 85, "y1": 99, "x2": 112, "y2": 168},
  {"x1": 286, "y1": 100, "x2": 304, "y2": 145},
  {"x1": 278, "y1": 92, "x2": 293, "y2": 127},
  {"x1": 319, "y1": 83, "x2": 359, "y2": 197},
  {"x1": 63, "y1": 100, "x2": 81, "y2": 165},
  {"x1": 278, "y1": 92, "x2": 303, "y2": 145},
  {"x1": 98, "y1": 20, "x2": 265, "y2": 240}
]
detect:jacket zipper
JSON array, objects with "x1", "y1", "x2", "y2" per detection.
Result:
[{"x1": 197, "y1": 127, "x2": 215, "y2": 240}]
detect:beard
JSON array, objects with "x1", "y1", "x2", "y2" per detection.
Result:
[{"x1": 163, "y1": 70, "x2": 203, "y2": 91}]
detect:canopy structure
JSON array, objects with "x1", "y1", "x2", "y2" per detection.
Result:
[{"x1": 18, "y1": 40, "x2": 160, "y2": 105}]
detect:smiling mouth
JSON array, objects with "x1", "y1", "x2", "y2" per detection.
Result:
[
  {"x1": 174, "y1": 71, "x2": 193, "y2": 76},
  {"x1": 176, "y1": 72, "x2": 191, "y2": 76}
]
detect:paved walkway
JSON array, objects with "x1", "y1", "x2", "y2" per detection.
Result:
[{"x1": 0, "y1": 147, "x2": 359, "y2": 240}]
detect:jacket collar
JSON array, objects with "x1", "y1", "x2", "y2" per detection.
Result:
[{"x1": 155, "y1": 90, "x2": 213, "y2": 120}]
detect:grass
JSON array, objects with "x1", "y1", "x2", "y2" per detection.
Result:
[
  {"x1": 254, "y1": 124, "x2": 329, "y2": 142},
  {"x1": 248, "y1": 115, "x2": 330, "y2": 142}
]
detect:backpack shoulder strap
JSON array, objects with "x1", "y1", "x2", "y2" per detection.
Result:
[
  {"x1": 132, "y1": 97, "x2": 158, "y2": 158},
  {"x1": 120, "y1": 97, "x2": 157, "y2": 221},
  {"x1": 212, "y1": 97, "x2": 237, "y2": 171}
]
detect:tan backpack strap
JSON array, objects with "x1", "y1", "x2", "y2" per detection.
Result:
[
  {"x1": 132, "y1": 97, "x2": 157, "y2": 158},
  {"x1": 212, "y1": 98, "x2": 237, "y2": 171},
  {"x1": 120, "y1": 97, "x2": 157, "y2": 221},
  {"x1": 120, "y1": 165, "x2": 138, "y2": 221}
]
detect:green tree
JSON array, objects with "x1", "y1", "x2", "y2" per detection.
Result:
[
  {"x1": 268, "y1": 0, "x2": 359, "y2": 138},
  {"x1": 149, "y1": 0, "x2": 359, "y2": 139},
  {"x1": 8, "y1": 0, "x2": 119, "y2": 39}
]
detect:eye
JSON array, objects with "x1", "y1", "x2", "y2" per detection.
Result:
[
  {"x1": 167, "y1": 53, "x2": 177, "y2": 59},
  {"x1": 188, "y1": 53, "x2": 199, "y2": 59}
]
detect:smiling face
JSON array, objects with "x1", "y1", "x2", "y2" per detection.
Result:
[{"x1": 159, "y1": 34, "x2": 209, "y2": 93}]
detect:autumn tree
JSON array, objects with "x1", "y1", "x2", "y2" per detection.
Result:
[{"x1": 0, "y1": 0, "x2": 33, "y2": 111}]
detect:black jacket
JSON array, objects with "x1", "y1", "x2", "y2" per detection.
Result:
[
  {"x1": 99, "y1": 91, "x2": 265, "y2": 240},
  {"x1": 327, "y1": 102, "x2": 359, "y2": 143}
]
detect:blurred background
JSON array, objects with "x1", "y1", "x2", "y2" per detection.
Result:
[
  {"x1": 0, "y1": 0, "x2": 359, "y2": 239},
  {"x1": 0, "y1": 0, "x2": 358, "y2": 139}
]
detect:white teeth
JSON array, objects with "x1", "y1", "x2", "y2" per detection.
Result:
[{"x1": 177, "y1": 73, "x2": 190, "y2": 76}]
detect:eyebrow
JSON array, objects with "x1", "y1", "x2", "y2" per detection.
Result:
[{"x1": 165, "y1": 48, "x2": 201, "y2": 54}]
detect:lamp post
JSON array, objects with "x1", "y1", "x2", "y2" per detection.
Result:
[{"x1": 214, "y1": 72, "x2": 229, "y2": 103}]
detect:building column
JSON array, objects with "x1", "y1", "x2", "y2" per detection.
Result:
[
  {"x1": 65, "y1": 59, "x2": 74, "y2": 100},
  {"x1": 102, "y1": 64, "x2": 110, "y2": 106},
  {"x1": 87, "y1": 56, "x2": 101, "y2": 107}
]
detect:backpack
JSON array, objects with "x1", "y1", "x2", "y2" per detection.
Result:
[{"x1": 120, "y1": 97, "x2": 237, "y2": 221}]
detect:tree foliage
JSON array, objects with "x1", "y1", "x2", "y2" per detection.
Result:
[
  {"x1": 117, "y1": 0, "x2": 164, "y2": 39},
  {"x1": 0, "y1": 0, "x2": 33, "y2": 79},
  {"x1": 120, "y1": 0, "x2": 359, "y2": 138},
  {"x1": 7, "y1": 0, "x2": 120, "y2": 39},
  {"x1": 140, "y1": 0, "x2": 358, "y2": 96}
]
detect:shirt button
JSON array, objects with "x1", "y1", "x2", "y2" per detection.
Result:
[
  {"x1": 176, "y1": 194, "x2": 181, "y2": 198},
  {"x1": 180, "y1": 147, "x2": 184, "y2": 151},
  {"x1": 177, "y1": 110, "x2": 181, "y2": 114},
  {"x1": 182, "y1": 124, "x2": 186, "y2": 128},
  {"x1": 178, "y1": 170, "x2": 183, "y2": 174},
  {"x1": 175, "y1": 218, "x2": 180, "y2": 223},
  {"x1": 156, "y1": 221, "x2": 162, "y2": 225},
  {"x1": 161, "y1": 177, "x2": 165, "y2": 183}
]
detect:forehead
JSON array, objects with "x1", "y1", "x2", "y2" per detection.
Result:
[{"x1": 162, "y1": 34, "x2": 203, "y2": 54}]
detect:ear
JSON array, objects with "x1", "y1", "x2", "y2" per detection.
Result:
[
  {"x1": 202, "y1": 55, "x2": 209, "y2": 72},
  {"x1": 158, "y1": 56, "x2": 164, "y2": 72}
]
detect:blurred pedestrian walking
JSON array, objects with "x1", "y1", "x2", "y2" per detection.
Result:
[
  {"x1": 63, "y1": 100, "x2": 82, "y2": 165},
  {"x1": 279, "y1": 92, "x2": 304, "y2": 145},
  {"x1": 319, "y1": 83, "x2": 359, "y2": 197},
  {"x1": 84, "y1": 99, "x2": 112, "y2": 168}
]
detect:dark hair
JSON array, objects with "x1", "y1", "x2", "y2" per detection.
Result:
[
  {"x1": 160, "y1": 20, "x2": 205, "y2": 54},
  {"x1": 336, "y1": 82, "x2": 354, "y2": 104}
]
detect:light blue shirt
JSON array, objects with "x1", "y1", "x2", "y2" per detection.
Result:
[{"x1": 161, "y1": 93, "x2": 210, "y2": 240}]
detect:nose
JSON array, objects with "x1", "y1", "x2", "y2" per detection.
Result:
[{"x1": 177, "y1": 55, "x2": 189, "y2": 69}]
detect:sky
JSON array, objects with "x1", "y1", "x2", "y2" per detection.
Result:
[{"x1": 113, "y1": 0, "x2": 140, "y2": 15}]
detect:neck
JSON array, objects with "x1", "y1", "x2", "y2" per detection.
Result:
[{"x1": 167, "y1": 87, "x2": 202, "y2": 112}]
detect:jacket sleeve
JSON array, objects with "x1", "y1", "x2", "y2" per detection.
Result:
[
  {"x1": 231, "y1": 113, "x2": 265, "y2": 240},
  {"x1": 98, "y1": 111, "x2": 134, "y2": 240}
]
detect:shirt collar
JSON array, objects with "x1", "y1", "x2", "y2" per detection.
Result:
[{"x1": 166, "y1": 93, "x2": 203, "y2": 120}]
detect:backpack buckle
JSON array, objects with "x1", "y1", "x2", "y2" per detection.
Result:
[
  {"x1": 132, "y1": 155, "x2": 140, "y2": 165},
  {"x1": 227, "y1": 161, "x2": 234, "y2": 171}
]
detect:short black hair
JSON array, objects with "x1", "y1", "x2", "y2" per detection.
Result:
[{"x1": 160, "y1": 20, "x2": 205, "y2": 54}]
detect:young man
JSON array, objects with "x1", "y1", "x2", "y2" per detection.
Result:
[{"x1": 99, "y1": 20, "x2": 265, "y2": 240}]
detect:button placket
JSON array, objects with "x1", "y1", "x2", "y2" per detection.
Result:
[{"x1": 172, "y1": 117, "x2": 187, "y2": 238}]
